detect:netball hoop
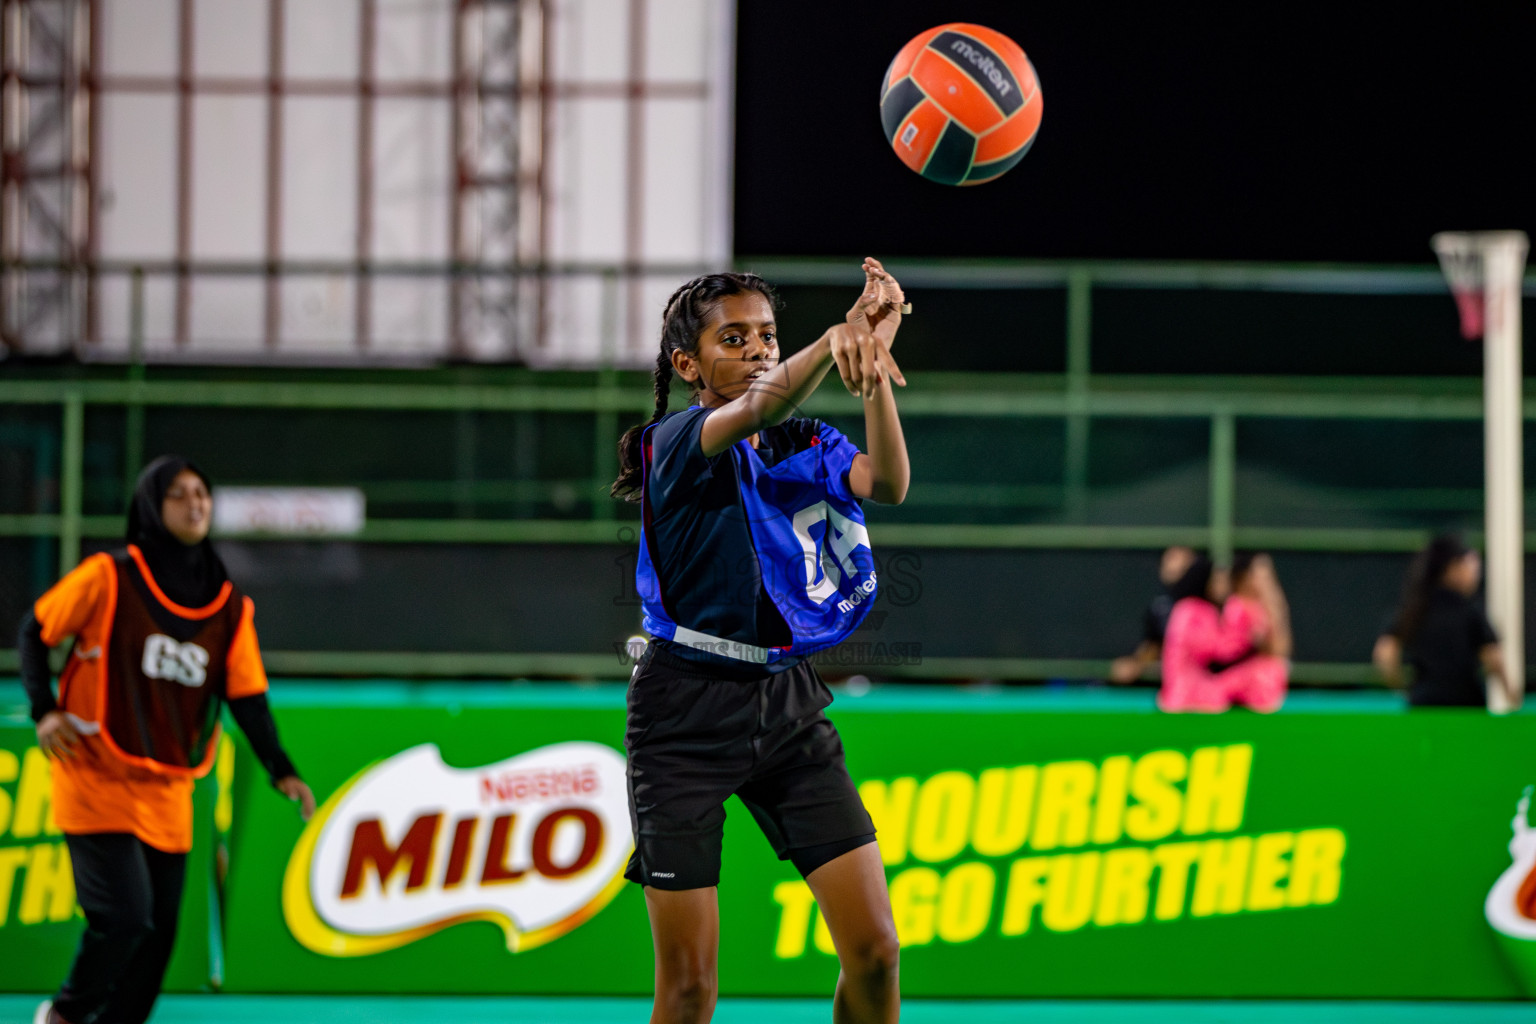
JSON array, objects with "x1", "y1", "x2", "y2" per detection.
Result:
[{"x1": 1432, "y1": 230, "x2": 1530, "y2": 712}]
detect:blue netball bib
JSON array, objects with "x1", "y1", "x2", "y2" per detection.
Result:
[{"x1": 637, "y1": 409, "x2": 877, "y2": 664}]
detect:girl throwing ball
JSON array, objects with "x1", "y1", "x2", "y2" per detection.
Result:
[
  {"x1": 20, "y1": 457, "x2": 313, "y2": 1024},
  {"x1": 612, "y1": 259, "x2": 909, "y2": 1023}
]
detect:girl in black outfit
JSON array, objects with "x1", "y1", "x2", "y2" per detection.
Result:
[
  {"x1": 614, "y1": 261, "x2": 908, "y2": 1024},
  {"x1": 1373, "y1": 533, "x2": 1517, "y2": 708}
]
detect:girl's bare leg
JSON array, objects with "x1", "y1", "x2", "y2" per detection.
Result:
[
  {"x1": 644, "y1": 886, "x2": 720, "y2": 1024},
  {"x1": 805, "y1": 843, "x2": 901, "y2": 1024}
]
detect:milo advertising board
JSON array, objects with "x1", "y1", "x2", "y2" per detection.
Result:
[
  {"x1": 222, "y1": 692, "x2": 655, "y2": 993},
  {"x1": 282, "y1": 741, "x2": 631, "y2": 958},
  {"x1": 0, "y1": 720, "x2": 219, "y2": 992},
  {"x1": 220, "y1": 685, "x2": 1536, "y2": 999},
  {"x1": 768, "y1": 743, "x2": 1345, "y2": 964},
  {"x1": 0, "y1": 744, "x2": 80, "y2": 974},
  {"x1": 1486, "y1": 787, "x2": 1536, "y2": 995}
]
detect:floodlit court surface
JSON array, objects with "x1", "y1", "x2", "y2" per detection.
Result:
[{"x1": 4, "y1": 997, "x2": 1536, "y2": 1022}]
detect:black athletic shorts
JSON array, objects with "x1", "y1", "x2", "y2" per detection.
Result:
[{"x1": 624, "y1": 641, "x2": 876, "y2": 891}]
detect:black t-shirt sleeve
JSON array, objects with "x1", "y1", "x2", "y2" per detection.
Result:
[
  {"x1": 647, "y1": 407, "x2": 718, "y2": 513},
  {"x1": 227, "y1": 693, "x2": 299, "y2": 785},
  {"x1": 17, "y1": 609, "x2": 59, "y2": 723}
]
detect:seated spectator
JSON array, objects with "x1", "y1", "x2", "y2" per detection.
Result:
[
  {"x1": 1226, "y1": 552, "x2": 1293, "y2": 661},
  {"x1": 1110, "y1": 545, "x2": 1196, "y2": 683},
  {"x1": 1159, "y1": 555, "x2": 1288, "y2": 714},
  {"x1": 1373, "y1": 533, "x2": 1516, "y2": 709}
]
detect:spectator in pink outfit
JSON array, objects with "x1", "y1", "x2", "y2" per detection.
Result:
[
  {"x1": 1225, "y1": 552, "x2": 1292, "y2": 661},
  {"x1": 1159, "y1": 553, "x2": 1290, "y2": 714}
]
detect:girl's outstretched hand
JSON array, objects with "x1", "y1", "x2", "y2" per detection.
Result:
[
  {"x1": 827, "y1": 321, "x2": 906, "y2": 399},
  {"x1": 836, "y1": 257, "x2": 907, "y2": 397},
  {"x1": 847, "y1": 257, "x2": 906, "y2": 350}
]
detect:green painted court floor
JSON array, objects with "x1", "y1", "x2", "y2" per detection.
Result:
[{"x1": 4, "y1": 997, "x2": 1536, "y2": 1023}]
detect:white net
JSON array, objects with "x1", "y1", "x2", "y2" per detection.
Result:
[{"x1": 1431, "y1": 231, "x2": 1486, "y2": 340}]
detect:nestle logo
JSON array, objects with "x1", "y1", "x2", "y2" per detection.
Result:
[{"x1": 480, "y1": 764, "x2": 600, "y2": 806}]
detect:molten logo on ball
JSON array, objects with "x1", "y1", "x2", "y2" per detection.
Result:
[
  {"x1": 946, "y1": 37, "x2": 1014, "y2": 100},
  {"x1": 282, "y1": 742, "x2": 631, "y2": 957}
]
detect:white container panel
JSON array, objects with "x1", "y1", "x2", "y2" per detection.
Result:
[
  {"x1": 371, "y1": 277, "x2": 449, "y2": 354},
  {"x1": 280, "y1": 274, "x2": 356, "y2": 350},
  {"x1": 641, "y1": 99, "x2": 707, "y2": 263},
  {"x1": 97, "y1": 93, "x2": 178, "y2": 259},
  {"x1": 190, "y1": 95, "x2": 265, "y2": 259},
  {"x1": 548, "y1": 97, "x2": 626, "y2": 262},
  {"x1": 553, "y1": 0, "x2": 630, "y2": 84},
  {"x1": 93, "y1": 270, "x2": 179, "y2": 353},
  {"x1": 282, "y1": 98, "x2": 359, "y2": 260},
  {"x1": 376, "y1": 0, "x2": 453, "y2": 82},
  {"x1": 646, "y1": 0, "x2": 710, "y2": 82},
  {"x1": 373, "y1": 99, "x2": 451, "y2": 261},
  {"x1": 193, "y1": 0, "x2": 266, "y2": 79},
  {"x1": 286, "y1": 0, "x2": 361, "y2": 80},
  {"x1": 101, "y1": 0, "x2": 179, "y2": 77},
  {"x1": 188, "y1": 276, "x2": 265, "y2": 349},
  {"x1": 537, "y1": 273, "x2": 606, "y2": 364}
]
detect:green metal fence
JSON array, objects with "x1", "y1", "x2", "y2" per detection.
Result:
[
  {"x1": 3, "y1": 258, "x2": 1533, "y2": 683},
  {"x1": 0, "y1": 372, "x2": 1515, "y2": 565}
]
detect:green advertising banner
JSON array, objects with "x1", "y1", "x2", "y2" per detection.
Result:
[
  {"x1": 0, "y1": 708, "x2": 220, "y2": 993},
  {"x1": 217, "y1": 684, "x2": 1536, "y2": 999}
]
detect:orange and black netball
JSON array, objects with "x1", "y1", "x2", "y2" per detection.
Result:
[{"x1": 879, "y1": 23, "x2": 1043, "y2": 186}]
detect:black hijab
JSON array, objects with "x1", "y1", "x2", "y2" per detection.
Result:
[{"x1": 127, "y1": 456, "x2": 229, "y2": 607}]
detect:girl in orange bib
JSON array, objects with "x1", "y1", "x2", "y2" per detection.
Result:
[{"x1": 18, "y1": 457, "x2": 313, "y2": 1024}]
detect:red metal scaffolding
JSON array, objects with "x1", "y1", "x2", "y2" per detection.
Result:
[
  {"x1": 2, "y1": 0, "x2": 711, "y2": 361},
  {"x1": 0, "y1": 0, "x2": 96, "y2": 354},
  {"x1": 450, "y1": 0, "x2": 548, "y2": 359}
]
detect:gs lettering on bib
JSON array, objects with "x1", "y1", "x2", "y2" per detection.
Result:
[
  {"x1": 637, "y1": 414, "x2": 878, "y2": 663},
  {"x1": 101, "y1": 546, "x2": 242, "y2": 776},
  {"x1": 141, "y1": 634, "x2": 211, "y2": 687}
]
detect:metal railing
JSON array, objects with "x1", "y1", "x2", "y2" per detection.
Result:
[
  {"x1": 0, "y1": 371, "x2": 1514, "y2": 559},
  {"x1": 4, "y1": 257, "x2": 1534, "y2": 682}
]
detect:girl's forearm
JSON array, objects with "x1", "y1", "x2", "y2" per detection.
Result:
[
  {"x1": 862, "y1": 379, "x2": 910, "y2": 504},
  {"x1": 1482, "y1": 645, "x2": 1516, "y2": 705},
  {"x1": 744, "y1": 334, "x2": 836, "y2": 429}
]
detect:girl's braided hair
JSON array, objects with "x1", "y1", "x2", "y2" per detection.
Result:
[{"x1": 610, "y1": 272, "x2": 778, "y2": 502}]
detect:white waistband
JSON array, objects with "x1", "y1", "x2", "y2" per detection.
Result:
[{"x1": 669, "y1": 625, "x2": 771, "y2": 664}]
